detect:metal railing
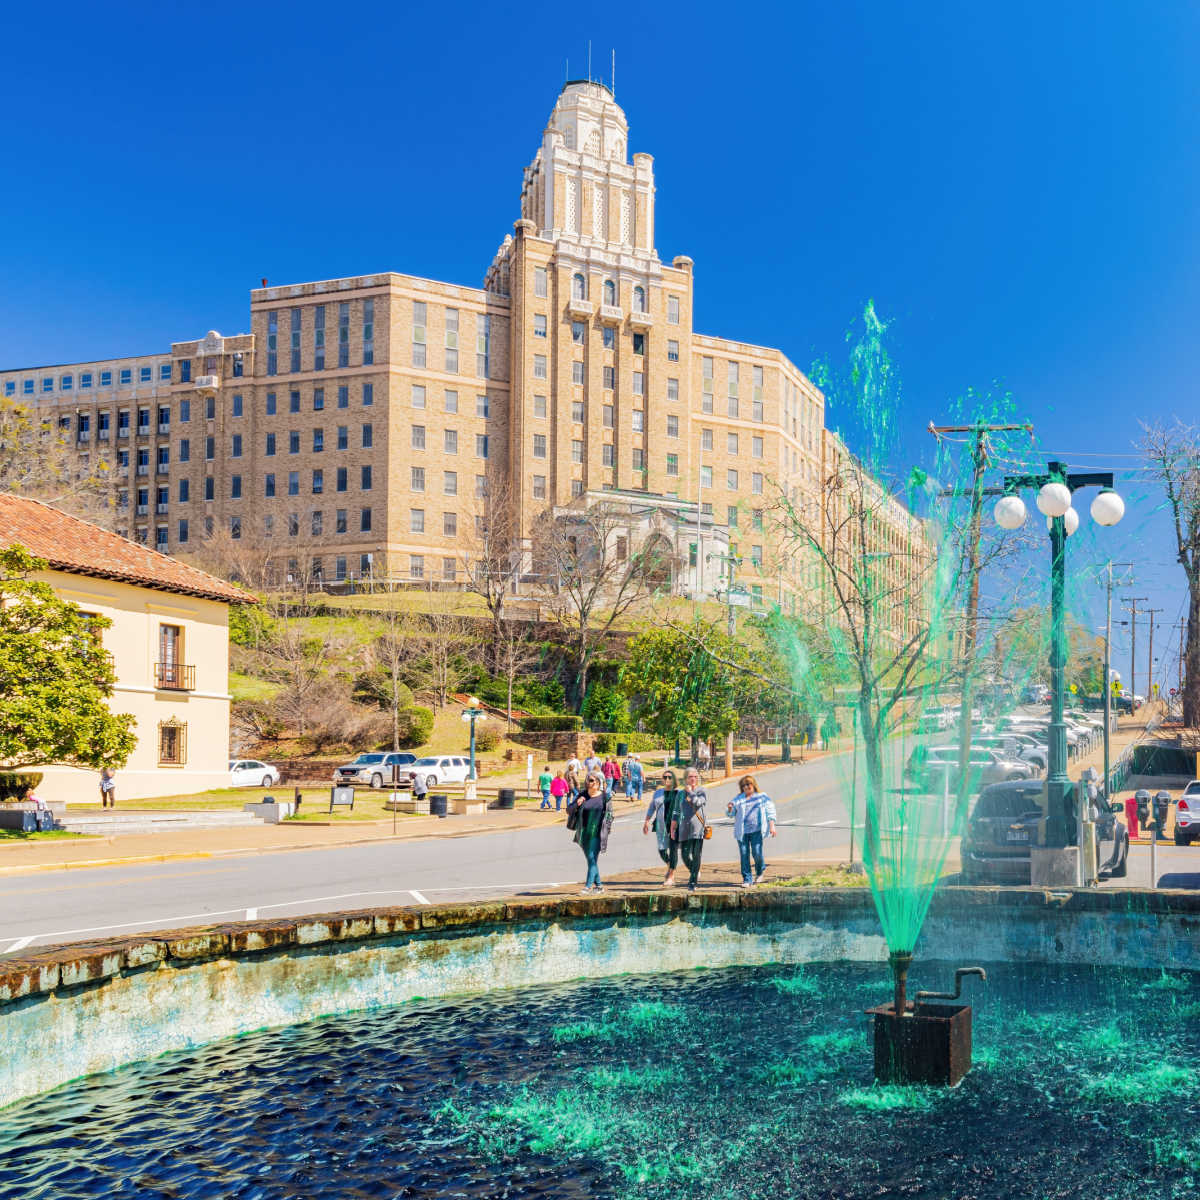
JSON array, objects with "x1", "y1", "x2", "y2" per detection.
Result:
[{"x1": 154, "y1": 662, "x2": 195, "y2": 691}]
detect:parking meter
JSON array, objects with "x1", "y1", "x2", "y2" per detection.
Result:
[
  {"x1": 1135, "y1": 789, "x2": 1151, "y2": 833},
  {"x1": 1154, "y1": 790, "x2": 1171, "y2": 841}
]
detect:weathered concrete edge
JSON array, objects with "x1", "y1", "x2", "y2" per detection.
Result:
[{"x1": 3, "y1": 885, "x2": 1197, "y2": 1009}]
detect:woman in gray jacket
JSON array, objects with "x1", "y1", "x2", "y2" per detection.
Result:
[{"x1": 671, "y1": 767, "x2": 708, "y2": 892}]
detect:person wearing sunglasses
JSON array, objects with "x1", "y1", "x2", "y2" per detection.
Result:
[
  {"x1": 726, "y1": 773, "x2": 778, "y2": 887},
  {"x1": 674, "y1": 767, "x2": 709, "y2": 892},
  {"x1": 567, "y1": 771, "x2": 614, "y2": 894},
  {"x1": 642, "y1": 768, "x2": 683, "y2": 886}
]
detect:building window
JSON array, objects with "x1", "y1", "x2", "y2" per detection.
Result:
[
  {"x1": 312, "y1": 388, "x2": 324, "y2": 412},
  {"x1": 411, "y1": 466, "x2": 425, "y2": 491},
  {"x1": 363, "y1": 383, "x2": 373, "y2": 407},
  {"x1": 264, "y1": 474, "x2": 275, "y2": 498},
  {"x1": 361, "y1": 423, "x2": 373, "y2": 449},
  {"x1": 533, "y1": 395, "x2": 547, "y2": 418},
  {"x1": 603, "y1": 444, "x2": 615, "y2": 467},
  {"x1": 290, "y1": 307, "x2": 302, "y2": 373},
  {"x1": 534, "y1": 266, "x2": 548, "y2": 297},
  {"x1": 752, "y1": 436, "x2": 764, "y2": 459},
  {"x1": 409, "y1": 555, "x2": 424, "y2": 580},
  {"x1": 533, "y1": 314, "x2": 547, "y2": 339},
  {"x1": 443, "y1": 389, "x2": 457, "y2": 414},
  {"x1": 339, "y1": 301, "x2": 351, "y2": 368},
  {"x1": 267, "y1": 312, "x2": 279, "y2": 375},
  {"x1": 311, "y1": 510, "x2": 323, "y2": 536},
  {"x1": 337, "y1": 385, "x2": 348, "y2": 410},
  {"x1": 178, "y1": 519, "x2": 188, "y2": 543},
  {"x1": 633, "y1": 285, "x2": 646, "y2": 313},
  {"x1": 727, "y1": 469, "x2": 738, "y2": 490},
  {"x1": 362, "y1": 299, "x2": 374, "y2": 365},
  {"x1": 727, "y1": 505, "x2": 739, "y2": 528},
  {"x1": 411, "y1": 300, "x2": 427, "y2": 368},
  {"x1": 158, "y1": 719, "x2": 187, "y2": 766},
  {"x1": 752, "y1": 472, "x2": 764, "y2": 494},
  {"x1": 361, "y1": 465, "x2": 373, "y2": 490},
  {"x1": 204, "y1": 437, "x2": 214, "y2": 462},
  {"x1": 360, "y1": 507, "x2": 372, "y2": 532},
  {"x1": 288, "y1": 514, "x2": 300, "y2": 536},
  {"x1": 288, "y1": 472, "x2": 299, "y2": 496},
  {"x1": 603, "y1": 366, "x2": 615, "y2": 390},
  {"x1": 229, "y1": 516, "x2": 242, "y2": 541},
  {"x1": 264, "y1": 391, "x2": 276, "y2": 416},
  {"x1": 666, "y1": 453, "x2": 679, "y2": 476},
  {"x1": 632, "y1": 410, "x2": 644, "y2": 433},
  {"x1": 667, "y1": 340, "x2": 679, "y2": 362},
  {"x1": 631, "y1": 448, "x2": 645, "y2": 472},
  {"x1": 667, "y1": 415, "x2": 679, "y2": 438},
  {"x1": 265, "y1": 433, "x2": 275, "y2": 457},
  {"x1": 572, "y1": 361, "x2": 585, "y2": 385},
  {"x1": 336, "y1": 467, "x2": 348, "y2": 492},
  {"x1": 337, "y1": 425, "x2": 348, "y2": 450},
  {"x1": 475, "y1": 434, "x2": 488, "y2": 458},
  {"x1": 572, "y1": 273, "x2": 587, "y2": 300},
  {"x1": 572, "y1": 321, "x2": 586, "y2": 345},
  {"x1": 444, "y1": 307, "x2": 458, "y2": 372},
  {"x1": 441, "y1": 557, "x2": 455, "y2": 582},
  {"x1": 753, "y1": 509, "x2": 764, "y2": 530},
  {"x1": 701, "y1": 428, "x2": 713, "y2": 451},
  {"x1": 569, "y1": 400, "x2": 584, "y2": 423},
  {"x1": 335, "y1": 556, "x2": 347, "y2": 580},
  {"x1": 335, "y1": 508, "x2": 347, "y2": 534},
  {"x1": 532, "y1": 475, "x2": 546, "y2": 499},
  {"x1": 633, "y1": 371, "x2": 644, "y2": 395},
  {"x1": 311, "y1": 429, "x2": 323, "y2": 453},
  {"x1": 289, "y1": 432, "x2": 300, "y2": 455},
  {"x1": 700, "y1": 465, "x2": 713, "y2": 489},
  {"x1": 728, "y1": 396, "x2": 740, "y2": 419},
  {"x1": 533, "y1": 434, "x2": 547, "y2": 459},
  {"x1": 410, "y1": 508, "x2": 425, "y2": 533},
  {"x1": 533, "y1": 355, "x2": 547, "y2": 380},
  {"x1": 412, "y1": 425, "x2": 426, "y2": 450},
  {"x1": 571, "y1": 439, "x2": 584, "y2": 464},
  {"x1": 728, "y1": 433, "x2": 739, "y2": 455},
  {"x1": 632, "y1": 332, "x2": 645, "y2": 356},
  {"x1": 443, "y1": 512, "x2": 457, "y2": 537},
  {"x1": 667, "y1": 295, "x2": 680, "y2": 325},
  {"x1": 412, "y1": 384, "x2": 426, "y2": 409},
  {"x1": 476, "y1": 311, "x2": 491, "y2": 378},
  {"x1": 475, "y1": 474, "x2": 488, "y2": 498},
  {"x1": 753, "y1": 400, "x2": 764, "y2": 423},
  {"x1": 178, "y1": 361, "x2": 190, "y2": 384},
  {"x1": 476, "y1": 394, "x2": 489, "y2": 417},
  {"x1": 571, "y1": 479, "x2": 584, "y2": 498},
  {"x1": 312, "y1": 307, "x2": 326, "y2": 367},
  {"x1": 444, "y1": 471, "x2": 458, "y2": 496},
  {"x1": 443, "y1": 429, "x2": 457, "y2": 455},
  {"x1": 602, "y1": 326, "x2": 615, "y2": 350}
]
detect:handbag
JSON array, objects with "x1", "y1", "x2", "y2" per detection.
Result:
[{"x1": 565, "y1": 800, "x2": 581, "y2": 831}]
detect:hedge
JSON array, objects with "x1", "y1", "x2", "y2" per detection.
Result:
[
  {"x1": 399, "y1": 705, "x2": 435, "y2": 748},
  {"x1": 519, "y1": 714, "x2": 583, "y2": 732},
  {"x1": 592, "y1": 733, "x2": 665, "y2": 755},
  {"x1": 473, "y1": 725, "x2": 501, "y2": 752},
  {"x1": 0, "y1": 772, "x2": 45, "y2": 802}
]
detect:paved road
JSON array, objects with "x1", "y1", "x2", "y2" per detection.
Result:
[{"x1": 0, "y1": 756, "x2": 865, "y2": 954}]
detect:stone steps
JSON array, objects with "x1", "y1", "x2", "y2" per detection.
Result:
[{"x1": 58, "y1": 810, "x2": 268, "y2": 837}]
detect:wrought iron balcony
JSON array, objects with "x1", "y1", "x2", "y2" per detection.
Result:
[{"x1": 154, "y1": 661, "x2": 195, "y2": 691}]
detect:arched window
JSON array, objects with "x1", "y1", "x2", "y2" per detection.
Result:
[
  {"x1": 603, "y1": 279, "x2": 616, "y2": 306},
  {"x1": 633, "y1": 285, "x2": 646, "y2": 313},
  {"x1": 572, "y1": 273, "x2": 587, "y2": 301}
]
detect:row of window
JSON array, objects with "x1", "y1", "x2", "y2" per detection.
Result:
[
  {"x1": 407, "y1": 510, "x2": 461, "y2": 536},
  {"x1": 264, "y1": 425, "x2": 376, "y2": 456},
  {"x1": 562, "y1": 273, "x2": 672, "y2": 318},
  {"x1": 4, "y1": 353, "x2": 247, "y2": 399},
  {"x1": 266, "y1": 384, "x2": 374, "y2": 413},
  {"x1": 408, "y1": 386, "x2": 488, "y2": 415},
  {"x1": 410, "y1": 302, "x2": 491, "y2": 377},
  {"x1": 409, "y1": 428, "x2": 488, "y2": 457},
  {"x1": 266, "y1": 302, "x2": 374, "y2": 375}
]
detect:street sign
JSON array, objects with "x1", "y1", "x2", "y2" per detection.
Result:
[
  {"x1": 1171, "y1": 687, "x2": 1178, "y2": 696},
  {"x1": 526, "y1": 754, "x2": 534, "y2": 781}
]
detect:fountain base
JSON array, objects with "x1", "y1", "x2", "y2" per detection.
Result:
[{"x1": 865, "y1": 1001, "x2": 973, "y2": 1087}]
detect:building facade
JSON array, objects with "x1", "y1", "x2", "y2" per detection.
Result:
[
  {"x1": 0, "y1": 494, "x2": 249, "y2": 804},
  {"x1": 1, "y1": 82, "x2": 924, "y2": 621}
]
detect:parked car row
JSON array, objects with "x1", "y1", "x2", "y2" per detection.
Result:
[
  {"x1": 229, "y1": 751, "x2": 475, "y2": 791},
  {"x1": 229, "y1": 760, "x2": 281, "y2": 788}
]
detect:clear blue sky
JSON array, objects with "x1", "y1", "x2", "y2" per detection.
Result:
[{"x1": 3, "y1": 1, "x2": 1197, "y2": 686}]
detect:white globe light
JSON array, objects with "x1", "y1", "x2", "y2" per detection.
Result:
[
  {"x1": 1036, "y1": 481, "x2": 1072, "y2": 518},
  {"x1": 993, "y1": 494, "x2": 1027, "y2": 530},
  {"x1": 1090, "y1": 488, "x2": 1125, "y2": 527},
  {"x1": 1047, "y1": 507, "x2": 1080, "y2": 536}
]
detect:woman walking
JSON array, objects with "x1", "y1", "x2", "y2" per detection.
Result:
[
  {"x1": 567, "y1": 771, "x2": 614, "y2": 894},
  {"x1": 643, "y1": 767, "x2": 684, "y2": 885},
  {"x1": 550, "y1": 770, "x2": 569, "y2": 811},
  {"x1": 727, "y1": 774, "x2": 778, "y2": 887},
  {"x1": 673, "y1": 767, "x2": 708, "y2": 892}
]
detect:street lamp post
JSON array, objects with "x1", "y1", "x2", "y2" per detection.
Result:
[
  {"x1": 994, "y1": 462, "x2": 1125, "y2": 852},
  {"x1": 462, "y1": 696, "x2": 485, "y2": 781}
]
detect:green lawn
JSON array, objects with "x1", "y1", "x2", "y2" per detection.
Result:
[
  {"x1": 230, "y1": 671, "x2": 282, "y2": 702},
  {"x1": 0, "y1": 828, "x2": 92, "y2": 841}
]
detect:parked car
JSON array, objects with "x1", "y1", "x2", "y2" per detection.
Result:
[
  {"x1": 1174, "y1": 780, "x2": 1200, "y2": 845},
  {"x1": 397, "y1": 755, "x2": 472, "y2": 787},
  {"x1": 960, "y1": 779, "x2": 1129, "y2": 884},
  {"x1": 916, "y1": 707, "x2": 958, "y2": 734},
  {"x1": 905, "y1": 745, "x2": 1033, "y2": 792},
  {"x1": 229, "y1": 759, "x2": 281, "y2": 788},
  {"x1": 333, "y1": 752, "x2": 418, "y2": 789},
  {"x1": 973, "y1": 735, "x2": 1047, "y2": 774}
]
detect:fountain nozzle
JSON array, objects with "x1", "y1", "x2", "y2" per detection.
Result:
[{"x1": 888, "y1": 950, "x2": 914, "y2": 1017}]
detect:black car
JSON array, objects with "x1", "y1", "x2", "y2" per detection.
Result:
[{"x1": 960, "y1": 779, "x2": 1128, "y2": 885}]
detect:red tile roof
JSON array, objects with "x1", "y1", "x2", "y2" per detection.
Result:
[{"x1": 0, "y1": 493, "x2": 253, "y2": 604}]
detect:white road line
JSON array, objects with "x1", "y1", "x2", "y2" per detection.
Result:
[
  {"x1": 245, "y1": 907, "x2": 258, "y2": 920},
  {"x1": 5, "y1": 936, "x2": 33, "y2": 953},
  {"x1": 409, "y1": 890, "x2": 431, "y2": 905},
  {"x1": 814, "y1": 819, "x2": 839, "y2": 826}
]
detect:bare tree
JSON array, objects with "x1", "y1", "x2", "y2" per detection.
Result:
[
  {"x1": 366, "y1": 580, "x2": 420, "y2": 750},
  {"x1": 532, "y1": 499, "x2": 670, "y2": 711},
  {"x1": 462, "y1": 476, "x2": 523, "y2": 669},
  {"x1": 0, "y1": 398, "x2": 115, "y2": 527},
  {"x1": 1142, "y1": 421, "x2": 1200, "y2": 726},
  {"x1": 413, "y1": 588, "x2": 480, "y2": 709},
  {"x1": 494, "y1": 618, "x2": 544, "y2": 730}
]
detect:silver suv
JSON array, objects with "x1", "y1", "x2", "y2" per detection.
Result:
[
  {"x1": 905, "y1": 745, "x2": 1033, "y2": 792},
  {"x1": 333, "y1": 752, "x2": 418, "y2": 789}
]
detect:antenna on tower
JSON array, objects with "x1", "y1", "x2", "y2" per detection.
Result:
[
  {"x1": 587, "y1": 40, "x2": 592, "y2": 82},
  {"x1": 611, "y1": 48, "x2": 616, "y2": 96}
]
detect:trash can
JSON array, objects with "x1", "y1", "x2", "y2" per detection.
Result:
[
  {"x1": 35, "y1": 809, "x2": 55, "y2": 832},
  {"x1": 429, "y1": 793, "x2": 448, "y2": 818},
  {"x1": 616, "y1": 741, "x2": 629, "y2": 757},
  {"x1": 497, "y1": 787, "x2": 516, "y2": 810},
  {"x1": 1124, "y1": 795, "x2": 1139, "y2": 839}
]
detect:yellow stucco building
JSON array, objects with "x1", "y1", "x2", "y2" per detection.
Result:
[{"x1": 0, "y1": 494, "x2": 250, "y2": 804}]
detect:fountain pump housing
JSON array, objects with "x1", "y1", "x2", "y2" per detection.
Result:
[{"x1": 866, "y1": 963, "x2": 986, "y2": 1087}]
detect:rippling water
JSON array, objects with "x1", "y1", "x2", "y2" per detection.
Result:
[{"x1": 3, "y1": 960, "x2": 1200, "y2": 1199}]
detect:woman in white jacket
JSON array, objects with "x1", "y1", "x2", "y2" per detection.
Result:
[{"x1": 726, "y1": 774, "x2": 777, "y2": 886}]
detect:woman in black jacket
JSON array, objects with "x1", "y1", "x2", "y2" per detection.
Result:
[{"x1": 567, "y1": 771, "x2": 615, "y2": 894}]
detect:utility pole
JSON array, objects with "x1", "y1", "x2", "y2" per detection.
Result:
[
  {"x1": 1179, "y1": 619, "x2": 1188, "y2": 694},
  {"x1": 707, "y1": 551, "x2": 743, "y2": 637},
  {"x1": 1144, "y1": 608, "x2": 1163, "y2": 702},
  {"x1": 1100, "y1": 563, "x2": 1133, "y2": 797},
  {"x1": 1122, "y1": 597, "x2": 1147, "y2": 706},
  {"x1": 928, "y1": 419, "x2": 1033, "y2": 827}
]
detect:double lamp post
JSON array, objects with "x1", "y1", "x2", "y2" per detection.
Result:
[{"x1": 993, "y1": 462, "x2": 1125, "y2": 851}]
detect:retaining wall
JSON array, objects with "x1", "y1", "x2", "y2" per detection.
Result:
[{"x1": 3, "y1": 887, "x2": 1199, "y2": 1107}]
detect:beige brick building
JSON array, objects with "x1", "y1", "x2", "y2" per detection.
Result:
[{"x1": 1, "y1": 81, "x2": 927, "y2": 624}]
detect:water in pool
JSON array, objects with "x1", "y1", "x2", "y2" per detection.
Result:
[{"x1": 3, "y1": 960, "x2": 1199, "y2": 1199}]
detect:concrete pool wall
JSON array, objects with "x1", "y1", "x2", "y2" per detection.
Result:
[{"x1": 3, "y1": 886, "x2": 1198, "y2": 1106}]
